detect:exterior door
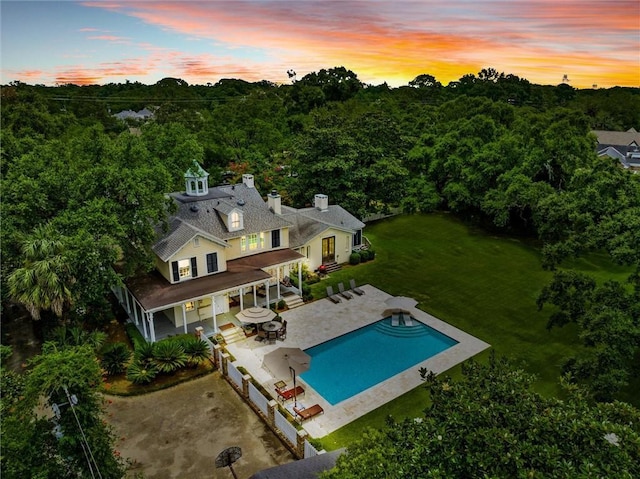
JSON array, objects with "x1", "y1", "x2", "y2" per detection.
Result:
[{"x1": 322, "y1": 236, "x2": 335, "y2": 263}]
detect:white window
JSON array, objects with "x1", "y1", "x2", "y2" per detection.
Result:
[
  {"x1": 193, "y1": 237, "x2": 200, "y2": 247},
  {"x1": 185, "y1": 301, "x2": 195, "y2": 312},
  {"x1": 241, "y1": 236, "x2": 247, "y2": 252},
  {"x1": 248, "y1": 233, "x2": 258, "y2": 250},
  {"x1": 230, "y1": 211, "x2": 241, "y2": 230},
  {"x1": 178, "y1": 259, "x2": 191, "y2": 279}
]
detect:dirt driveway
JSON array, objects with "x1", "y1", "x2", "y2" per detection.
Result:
[{"x1": 105, "y1": 372, "x2": 295, "y2": 479}]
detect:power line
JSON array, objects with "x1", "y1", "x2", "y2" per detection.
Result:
[{"x1": 63, "y1": 386, "x2": 103, "y2": 479}]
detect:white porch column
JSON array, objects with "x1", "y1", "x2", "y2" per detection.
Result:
[
  {"x1": 142, "y1": 309, "x2": 149, "y2": 339},
  {"x1": 276, "y1": 268, "x2": 281, "y2": 300},
  {"x1": 239, "y1": 287, "x2": 244, "y2": 311},
  {"x1": 211, "y1": 295, "x2": 218, "y2": 332},
  {"x1": 148, "y1": 312, "x2": 156, "y2": 343},
  {"x1": 182, "y1": 303, "x2": 188, "y2": 334},
  {"x1": 125, "y1": 290, "x2": 132, "y2": 314},
  {"x1": 133, "y1": 300, "x2": 139, "y2": 325},
  {"x1": 265, "y1": 280, "x2": 270, "y2": 307},
  {"x1": 253, "y1": 286, "x2": 257, "y2": 305},
  {"x1": 298, "y1": 261, "x2": 303, "y2": 296}
]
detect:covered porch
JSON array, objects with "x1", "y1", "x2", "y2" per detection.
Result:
[
  {"x1": 130, "y1": 283, "x2": 300, "y2": 342},
  {"x1": 114, "y1": 249, "x2": 305, "y2": 342}
]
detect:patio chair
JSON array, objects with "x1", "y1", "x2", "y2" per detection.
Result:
[
  {"x1": 391, "y1": 313, "x2": 400, "y2": 327},
  {"x1": 277, "y1": 320, "x2": 287, "y2": 340},
  {"x1": 338, "y1": 282, "x2": 353, "y2": 300},
  {"x1": 402, "y1": 313, "x2": 414, "y2": 326},
  {"x1": 281, "y1": 276, "x2": 293, "y2": 287},
  {"x1": 276, "y1": 385, "x2": 305, "y2": 402},
  {"x1": 326, "y1": 286, "x2": 342, "y2": 303},
  {"x1": 293, "y1": 404, "x2": 324, "y2": 422},
  {"x1": 349, "y1": 279, "x2": 365, "y2": 295}
]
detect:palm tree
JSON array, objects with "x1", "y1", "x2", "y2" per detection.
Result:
[{"x1": 8, "y1": 224, "x2": 74, "y2": 320}]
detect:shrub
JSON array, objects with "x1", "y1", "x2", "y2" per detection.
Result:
[
  {"x1": 181, "y1": 337, "x2": 210, "y2": 367},
  {"x1": 359, "y1": 249, "x2": 370, "y2": 261},
  {"x1": 306, "y1": 274, "x2": 320, "y2": 285},
  {"x1": 302, "y1": 284, "x2": 313, "y2": 302},
  {"x1": 153, "y1": 340, "x2": 187, "y2": 373},
  {"x1": 0, "y1": 345, "x2": 13, "y2": 364},
  {"x1": 127, "y1": 360, "x2": 158, "y2": 384},
  {"x1": 368, "y1": 249, "x2": 376, "y2": 260},
  {"x1": 349, "y1": 252, "x2": 361, "y2": 265},
  {"x1": 125, "y1": 323, "x2": 145, "y2": 349},
  {"x1": 134, "y1": 340, "x2": 157, "y2": 367},
  {"x1": 101, "y1": 342, "x2": 131, "y2": 375},
  {"x1": 277, "y1": 299, "x2": 286, "y2": 310}
]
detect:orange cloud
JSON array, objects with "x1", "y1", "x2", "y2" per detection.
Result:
[{"x1": 22, "y1": 1, "x2": 632, "y2": 88}]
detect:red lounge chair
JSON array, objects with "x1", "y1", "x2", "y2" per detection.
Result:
[
  {"x1": 293, "y1": 404, "x2": 324, "y2": 422},
  {"x1": 276, "y1": 386, "x2": 305, "y2": 402}
]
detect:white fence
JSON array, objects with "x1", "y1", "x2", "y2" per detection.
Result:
[
  {"x1": 248, "y1": 382, "x2": 269, "y2": 416},
  {"x1": 227, "y1": 361, "x2": 243, "y2": 389},
  {"x1": 274, "y1": 409, "x2": 298, "y2": 445},
  {"x1": 304, "y1": 440, "x2": 320, "y2": 458},
  {"x1": 214, "y1": 346, "x2": 321, "y2": 459}
]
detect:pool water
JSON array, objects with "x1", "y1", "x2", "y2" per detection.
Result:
[{"x1": 300, "y1": 318, "x2": 458, "y2": 405}]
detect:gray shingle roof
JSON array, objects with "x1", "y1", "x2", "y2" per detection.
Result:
[
  {"x1": 281, "y1": 204, "x2": 365, "y2": 248},
  {"x1": 152, "y1": 183, "x2": 293, "y2": 261},
  {"x1": 248, "y1": 449, "x2": 343, "y2": 479},
  {"x1": 592, "y1": 129, "x2": 640, "y2": 147}
]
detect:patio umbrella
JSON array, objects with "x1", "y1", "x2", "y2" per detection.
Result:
[
  {"x1": 262, "y1": 347, "x2": 311, "y2": 406},
  {"x1": 235, "y1": 307, "x2": 276, "y2": 324},
  {"x1": 383, "y1": 296, "x2": 418, "y2": 317}
]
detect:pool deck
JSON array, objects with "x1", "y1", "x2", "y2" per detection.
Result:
[{"x1": 225, "y1": 284, "x2": 490, "y2": 438}]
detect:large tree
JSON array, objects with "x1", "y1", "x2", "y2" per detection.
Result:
[
  {"x1": 1, "y1": 344, "x2": 126, "y2": 478},
  {"x1": 322, "y1": 356, "x2": 640, "y2": 479},
  {"x1": 8, "y1": 224, "x2": 74, "y2": 320}
]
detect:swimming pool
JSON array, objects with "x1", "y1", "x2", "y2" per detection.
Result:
[{"x1": 299, "y1": 318, "x2": 458, "y2": 405}]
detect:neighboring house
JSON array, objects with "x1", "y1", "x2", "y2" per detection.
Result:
[
  {"x1": 113, "y1": 107, "x2": 155, "y2": 121},
  {"x1": 114, "y1": 162, "x2": 365, "y2": 342},
  {"x1": 592, "y1": 128, "x2": 640, "y2": 172},
  {"x1": 248, "y1": 449, "x2": 344, "y2": 479}
]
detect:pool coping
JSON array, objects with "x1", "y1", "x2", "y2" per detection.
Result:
[{"x1": 225, "y1": 284, "x2": 491, "y2": 438}]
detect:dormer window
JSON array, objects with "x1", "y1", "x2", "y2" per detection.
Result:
[{"x1": 230, "y1": 211, "x2": 241, "y2": 230}]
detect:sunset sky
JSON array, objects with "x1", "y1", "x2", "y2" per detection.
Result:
[{"x1": 1, "y1": 1, "x2": 638, "y2": 88}]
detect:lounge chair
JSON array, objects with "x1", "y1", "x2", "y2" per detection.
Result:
[
  {"x1": 326, "y1": 286, "x2": 342, "y2": 303},
  {"x1": 391, "y1": 313, "x2": 400, "y2": 327},
  {"x1": 402, "y1": 313, "x2": 414, "y2": 326},
  {"x1": 349, "y1": 279, "x2": 365, "y2": 295},
  {"x1": 338, "y1": 282, "x2": 353, "y2": 300},
  {"x1": 276, "y1": 385, "x2": 305, "y2": 402},
  {"x1": 293, "y1": 404, "x2": 324, "y2": 422},
  {"x1": 281, "y1": 276, "x2": 293, "y2": 287}
]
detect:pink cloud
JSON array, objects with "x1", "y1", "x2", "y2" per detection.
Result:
[{"x1": 75, "y1": 1, "x2": 637, "y2": 87}]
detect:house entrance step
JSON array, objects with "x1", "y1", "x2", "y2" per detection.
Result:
[
  {"x1": 219, "y1": 326, "x2": 245, "y2": 344},
  {"x1": 323, "y1": 262, "x2": 341, "y2": 273},
  {"x1": 282, "y1": 294, "x2": 304, "y2": 309}
]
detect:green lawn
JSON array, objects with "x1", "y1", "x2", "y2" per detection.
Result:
[{"x1": 310, "y1": 213, "x2": 633, "y2": 450}]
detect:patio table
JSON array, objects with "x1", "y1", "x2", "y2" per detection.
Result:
[{"x1": 262, "y1": 321, "x2": 281, "y2": 332}]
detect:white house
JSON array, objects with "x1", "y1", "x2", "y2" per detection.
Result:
[{"x1": 114, "y1": 162, "x2": 365, "y2": 341}]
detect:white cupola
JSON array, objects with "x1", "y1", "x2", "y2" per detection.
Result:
[{"x1": 184, "y1": 160, "x2": 209, "y2": 196}]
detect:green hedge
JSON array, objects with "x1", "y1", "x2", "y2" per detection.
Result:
[{"x1": 125, "y1": 322, "x2": 145, "y2": 349}]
